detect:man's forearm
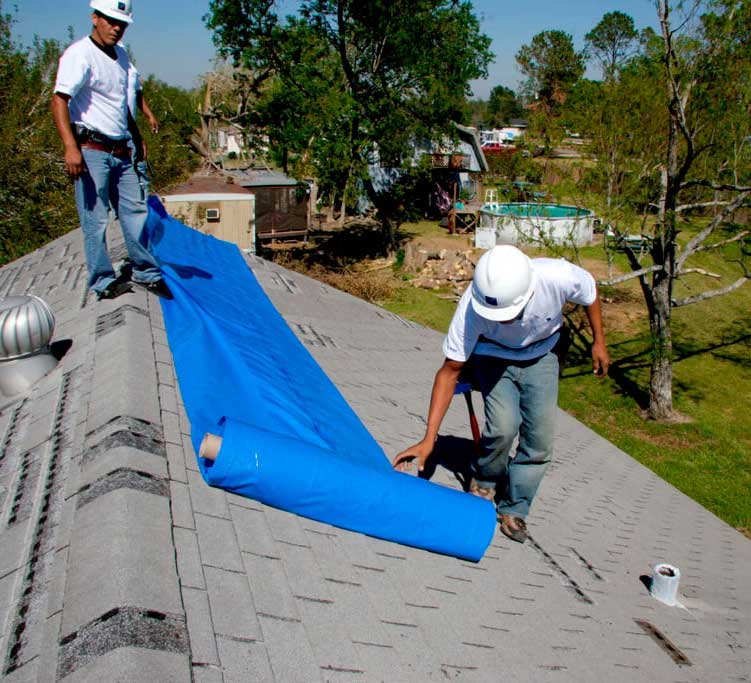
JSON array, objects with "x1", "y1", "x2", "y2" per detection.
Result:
[
  {"x1": 423, "y1": 360, "x2": 463, "y2": 442},
  {"x1": 585, "y1": 295, "x2": 606, "y2": 344},
  {"x1": 127, "y1": 111, "x2": 144, "y2": 152},
  {"x1": 585, "y1": 294, "x2": 610, "y2": 376}
]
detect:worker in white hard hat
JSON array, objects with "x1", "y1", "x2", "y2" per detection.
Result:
[
  {"x1": 393, "y1": 245, "x2": 610, "y2": 543},
  {"x1": 51, "y1": 1, "x2": 172, "y2": 301}
]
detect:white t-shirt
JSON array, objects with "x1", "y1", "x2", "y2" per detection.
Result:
[
  {"x1": 443, "y1": 258, "x2": 597, "y2": 362},
  {"x1": 54, "y1": 36, "x2": 132, "y2": 139}
]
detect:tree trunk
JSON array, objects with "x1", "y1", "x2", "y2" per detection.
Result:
[{"x1": 648, "y1": 272, "x2": 674, "y2": 420}]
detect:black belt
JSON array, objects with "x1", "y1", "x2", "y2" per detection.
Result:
[{"x1": 74, "y1": 125, "x2": 128, "y2": 150}]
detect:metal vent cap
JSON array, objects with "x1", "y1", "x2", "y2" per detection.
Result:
[{"x1": 0, "y1": 295, "x2": 56, "y2": 360}]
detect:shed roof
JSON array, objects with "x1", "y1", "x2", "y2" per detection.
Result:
[
  {"x1": 454, "y1": 123, "x2": 489, "y2": 172},
  {"x1": 164, "y1": 174, "x2": 254, "y2": 197},
  {"x1": 229, "y1": 169, "x2": 301, "y2": 188},
  {"x1": 0, "y1": 224, "x2": 748, "y2": 680}
]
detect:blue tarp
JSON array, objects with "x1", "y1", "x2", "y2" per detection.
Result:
[{"x1": 147, "y1": 198, "x2": 495, "y2": 561}]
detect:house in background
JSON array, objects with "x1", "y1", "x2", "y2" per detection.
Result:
[
  {"x1": 214, "y1": 126, "x2": 245, "y2": 158},
  {"x1": 480, "y1": 120, "x2": 527, "y2": 154},
  {"x1": 364, "y1": 123, "x2": 488, "y2": 229},
  {"x1": 428, "y1": 124, "x2": 488, "y2": 227},
  {"x1": 160, "y1": 175, "x2": 256, "y2": 253}
]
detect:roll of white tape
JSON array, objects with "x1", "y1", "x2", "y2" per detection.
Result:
[{"x1": 651, "y1": 563, "x2": 681, "y2": 606}]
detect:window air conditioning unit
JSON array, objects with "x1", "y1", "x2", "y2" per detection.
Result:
[{"x1": 206, "y1": 208, "x2": 221, "y2": 221}]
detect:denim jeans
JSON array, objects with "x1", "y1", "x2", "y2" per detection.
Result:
[
  {"x1": 135, "y1": 160, "x2": 150, "y2": 198},
  {"x1": 74, "y1": 148, "x2": 161, "y2": 293},
  {"x1": 470, "y1": 351, "x2": 559, "y2": 518}
]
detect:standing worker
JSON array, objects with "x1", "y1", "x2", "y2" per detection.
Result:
[
  {"x1": 51, "y1": 0, "x2": 171, "y2": 300},
  {"x1": 393, "y1": 245, "x2": 610, "y2": 544}
]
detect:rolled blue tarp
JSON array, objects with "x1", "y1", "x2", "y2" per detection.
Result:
[
  {"x1": 205, "y1": 417, "x2": 495, "y2": 561},
  {"x1": 147, "y1": 197, "x2": 495, "y2": 561}
]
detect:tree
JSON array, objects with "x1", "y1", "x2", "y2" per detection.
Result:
[
  {"x1": 0, "y1": 5, "x2": 77, "y2": 265},
  {"x1": 594, "y1": 0, "x2": 751, "y2": 421},
  {"x1": 516, "y1": 30, "x2": 584, "y2": 108},
  {"x1": 139, "y1": 76, "x2": 203, "y2": 190},
  {"x1": 486, "y1": 85, "x2": 522, "y2": 127},
  {"x1": 205, "y1": 0, "x2": 493, "y2": 248},
  {"x1": 584, "y1": 10, "x2": 639, "y2": 80},
  {"x1": 515, "y1": 30, "x2": 584, "y2": 153}
]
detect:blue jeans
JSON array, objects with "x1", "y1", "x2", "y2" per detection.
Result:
[
  {"x1": 471, "y1": 351, "x2": 559, "y2": 518},
  {"x1": 135, "y1": 160, "x2": 150, "y2": 198},
  {"x1": 74, "y1": 148, "x2": 161, "y2": 293}
]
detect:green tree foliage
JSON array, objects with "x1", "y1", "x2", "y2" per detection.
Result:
[
  {"x1": 515, "y1": 30, "x2": 584, "y2": 108},
  {"x1": 0, "y1": 7, "x2": 77, "y2": 265},
  {"x1": 516, "y1": 30, "x2": 584, "y2": 154},
  {"x1": 138, "y1": 76, "x2": 202, "y2": 191},
  {"x1": 584, "y1": 10, "x2": 639, "y2": 80},
  {"x1": 205, "y1": 0, "x2": 493, "y2": 248},
  {"x1": 486, "y1": 85, "x2": 522, "y2": 127},
  {"x1": 466, "y1": 98, "x2": 488, "y2": 129}
]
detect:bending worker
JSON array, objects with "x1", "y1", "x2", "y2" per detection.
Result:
[
  {"x1": 51, "y1": 0, "x2": 171, "y2": 301},
  {"x1": 393, "y1": 245, "x2": 610, "y2": 544}
]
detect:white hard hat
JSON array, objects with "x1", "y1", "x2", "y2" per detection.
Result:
[
  {"x1": 471, "y1": 245, "x2": 535, "y2": 321},
  {"x1": 90, "y1": 0, "x2": 133, "y2": 24}
]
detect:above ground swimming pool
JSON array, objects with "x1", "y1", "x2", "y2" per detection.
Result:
[{"x1": 477, "y1": 203, "x2": 595, "y2": 247}]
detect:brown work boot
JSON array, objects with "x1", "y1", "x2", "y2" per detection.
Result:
[
  {"x1": 498, "y1": 514, "x2": 528, "y2": 543},
  {"x1": 468, "y1": 479, "x2": 495, "y2": 503}
]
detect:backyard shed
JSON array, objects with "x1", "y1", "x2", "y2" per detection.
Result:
[
  {"x1": 230, "y1": 169, "x2": 309, "y2": 245},
  {"x1": 160, "y1": 175, "x2": 256, "y2": 252}
]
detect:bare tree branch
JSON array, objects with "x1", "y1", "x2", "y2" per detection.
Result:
[
  {"x1": 692, "y1": 230, "x2": 750, "y2": 253},
  {"x1": 672, "y1": 276, "x2": 751, "y2": 307},
  {"x1": 677, "y1": 267, "x2": 721, "y2": 278},
  {"x1": 675, "y1": 200, "x2": 736, "y2": 213},
  {"x1": 598, "y1": 264, "x2": 664, "y2": 286},
  {"x1": 680, "y1": 179, "x2": 751, "y2": 192},
  {"x1": 676, "y1": 190, "x2": 751, "y2": 270}
]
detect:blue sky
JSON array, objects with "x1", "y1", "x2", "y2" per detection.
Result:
[{"x1": 12, "y1": 1, "x2": 659, "y2": 97}]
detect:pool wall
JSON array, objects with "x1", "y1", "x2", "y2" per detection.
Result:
[{"x1": 477, "y1": 203, "x2": 594, "y2": 247}]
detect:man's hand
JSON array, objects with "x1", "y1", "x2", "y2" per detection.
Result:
[
  {"x1": 392, "y1": 438, "x2": 434, "y2": 473},
  {"x1": 51, "y1": 93, "x2": 85, "y2": 178},
  {"x1": 592, "y1": 340, "x2": 610, "y2": 377},
  {"x1": 63, "y1": 145, "x2": 85, "y2": 179},
  {"x1": 146, "y1": 112, "x2": 159, "y2": 134}
]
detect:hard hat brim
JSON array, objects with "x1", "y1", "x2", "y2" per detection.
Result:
[
  {"x1": 97, "y1": 10, "x2": 133, "y2": 24},
  {"x1": 470, "y1": 273, "x2": 535, "y2": 322},
  {"x1": 472, "y1": 287, "x2": 532, "y2": 322}
]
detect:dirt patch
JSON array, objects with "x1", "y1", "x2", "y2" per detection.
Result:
[
  {"x1": 401, "y1": 239, "x2": 647, "y2": 336},
  {"x1": 269, "y1": 226, "x2": 648, "y2": 338},
  {"x1": 407, "y1": 233, "x2": 476, "y2": 253}
]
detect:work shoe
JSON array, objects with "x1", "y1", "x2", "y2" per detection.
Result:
[
  {"x1": 468, "y1": 479, "x2": 495, "y2": 503},
  {"x1": 498, "y1": 514, "x2": 528, "y2": 544},
  {"x1": 95, "y1": 280, "x2": 133, "y2": 301},
  {"x1": 135, "y1": 279, "x2": 173, "y2": 299}
]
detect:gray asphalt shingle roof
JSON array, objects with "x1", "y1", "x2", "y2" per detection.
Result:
[{"x1": 0, "y1": 226, "x2": 749, "y2": 681}]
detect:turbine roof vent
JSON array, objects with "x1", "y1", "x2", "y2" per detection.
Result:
[{"x1": 0, "y1": 295, "x2": 55, "y2": 360}]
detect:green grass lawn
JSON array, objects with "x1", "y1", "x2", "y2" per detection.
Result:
[{"x1": 383, "y1": 221, "x2": 751, "y2": 536}]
